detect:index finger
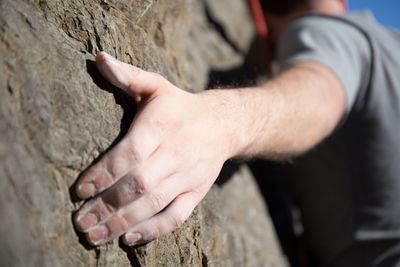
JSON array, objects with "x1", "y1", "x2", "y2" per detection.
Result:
[
  {"x1": 75, "y1": 124, "x2": 158, "y2": 199},
  {"x1": 75, "y1": 138, "x2": 137, "y2": 199}
]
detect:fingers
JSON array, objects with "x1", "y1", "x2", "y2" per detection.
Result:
[
  {"x1": 75, "y1": 124, "x2": 159, "y2": 199},
  {"x1": 75, "y1": 142, "x2": 134, "y2": 199},
  {"x1": 122, "y1": 191, "x2": 201, "y2": 246},
  {"x1": 74, "y1": 173, "x2": 142, "y2": 232},
  {"x1": 96, "y1": 52, "x2": 168, "y2": 102},
  {"x1": 75, "y1": 142, "x2": 140, "y2": 199},
  {"x1": 75, "y1": 145, "x2": 179, "y2": 231},
  {"x1": 81, "y1": 173, "x2": 190, "y2": 245}
]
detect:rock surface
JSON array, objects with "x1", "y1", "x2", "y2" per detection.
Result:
[{"x1": 0, "y1": 0, "x2": 287, "y2": 266}]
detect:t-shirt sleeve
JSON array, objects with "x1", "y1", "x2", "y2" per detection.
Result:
[{"x1": 277, "y1": 16, "x2": 372, "y2": 112}]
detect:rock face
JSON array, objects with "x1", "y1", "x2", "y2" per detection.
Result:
[{"x1": 0, "y1": 0, "x2": 287, "y2": 266}]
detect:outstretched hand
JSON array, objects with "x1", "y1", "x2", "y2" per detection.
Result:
[{"x1": 74, "y1": 52, "x2": 234, "y2": 246}]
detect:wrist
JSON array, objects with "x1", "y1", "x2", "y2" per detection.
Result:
[{"x1": 196, "y1": 89, "x2": 252, "y2": 160}]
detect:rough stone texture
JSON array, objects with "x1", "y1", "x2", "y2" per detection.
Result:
[{"x1": 0, "y1": 0, "x2": 287, "y2": 266}]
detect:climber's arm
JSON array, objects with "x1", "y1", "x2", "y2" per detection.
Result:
[
  {"x1": 73, "y1": 52, "x2": 345, "y2": 246},
  {"x1": 204, "y1": 60, "x2": 346, "y2": 160}
]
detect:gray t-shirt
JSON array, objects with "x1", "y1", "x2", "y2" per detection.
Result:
[{"x1": 278, "y1": 11, "x2": 400, "y2": 266}]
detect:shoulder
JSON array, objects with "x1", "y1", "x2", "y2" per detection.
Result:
[
  {"x1": 279, "y1": 14, "x2": 368, "y2": 48},
  {"x1": 277, "y1": 14, "x2": 371, "y2": 64},
  {"x1": 277, "y1": 14, "x2": 373, "y2": 113}
]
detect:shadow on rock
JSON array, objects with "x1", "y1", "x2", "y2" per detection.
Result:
[
  {"x1": 68, "y1": 59, "x2": 138, "y2": 255},
  {"x1": 119, "y1": 239, "x2": 142, "y2": 267},
  {"x1": 69, "y1": 60, "x2": 137, "y2": 203},
  {"x1": 85, "y1": 59, "x2": 137, "y2": 145}
]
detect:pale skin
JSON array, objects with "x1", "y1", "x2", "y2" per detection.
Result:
[{"x1": 74, "y1": 0, "x2": 346, "y2": 246}]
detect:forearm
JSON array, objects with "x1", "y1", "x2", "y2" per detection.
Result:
[{"x1": 200, "y1": 62, "x2": 346, "y2": 160}]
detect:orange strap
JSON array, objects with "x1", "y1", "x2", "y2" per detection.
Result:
[
  {"x1": 248, "y1": 0, "x2": 269, "y2": 41},
  {"x1": 248, "y1": 0, "x2": 272, "y2": 72}
]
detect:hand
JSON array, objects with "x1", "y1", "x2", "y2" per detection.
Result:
[{"x1": 74, "y1": 52, "x2": 233, "y2": 246}]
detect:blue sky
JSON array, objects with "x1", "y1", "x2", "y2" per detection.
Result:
[{"x1": 349, "y1": 0, "x2": 400, "y2": 29}]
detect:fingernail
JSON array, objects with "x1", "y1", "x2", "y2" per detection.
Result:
[
  {"x1": 97, "y1": 52, "x2": 120, "y2": 70},
  {"x1": 77, "y1": 183, "x2": 95, "y2": 198},
  {"x1": 76, "y1": 213, "x2": 98, "y2": 230},
  {"x1": 98, "y1": 51, "x2": 111, "y2": 59},
  {"x1": 100, "y1": 51, "x2": 118, "y2": 64},
  {"x1": 89, "y1": 225, "x2": 109, "y2": 245},
  {"x1": 125, "y1": 232, "x2": 142, "y2": 246}
]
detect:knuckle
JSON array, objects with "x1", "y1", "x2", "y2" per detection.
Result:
[
  {"x1": 117, "y1": 215, "x2": 130, "y2": 233},
  {"x1": 140, "y1": 227, "x2": 161, "y2": 242},
  {"x1": 105, "y1": 215, "x2": 129, "y2": 237},
  {"x1": 132, "y1": 172, "x2": 150, "y2": 194},
  {"x1": 148, "y1": 191, "x2": 167, "y2": 211},
  {"x1": 151, "y1": 72, "x2": 165, "y2": 85},
  {"x1": 149, "y1": 226, "x2": 161, "y2": 240},
  {"x1": 102, "y1": 201, "x2": 118, "y2": 215},
  {"x1": 168, "y1": 212, "x2": 186, "y2": 229},
  {"x1": 152, "y1": 72, "x2": 172, "y2": 91},
  {"x1": 127, "y1": 141, "x2": 143, "y2": 163}
]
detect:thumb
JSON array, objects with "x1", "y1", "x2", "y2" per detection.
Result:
[{"x1": 95, "y1": 52, "x2": 165, "y2": 102}]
